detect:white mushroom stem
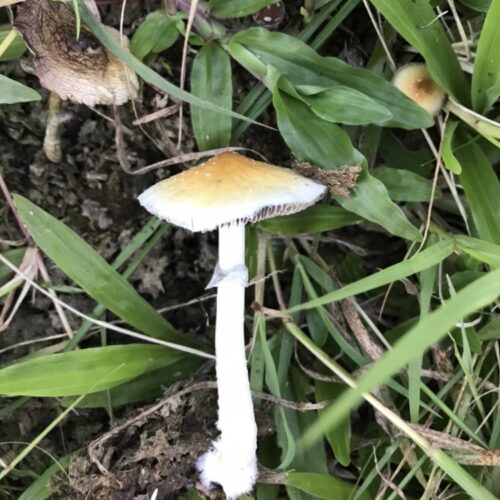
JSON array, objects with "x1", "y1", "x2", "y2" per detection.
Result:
[{"x1": 196, "y1": 223, "x2": 258, "y2": 499}]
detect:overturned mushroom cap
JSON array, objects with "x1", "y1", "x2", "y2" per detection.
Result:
[
  {"x1": 138, "y1": 152, "x2": 327, "y2": 232},
  {"x1": 253, "y1": 1, "x2": 286, "y2": 29},
  {"x1": 392, "y1": 63, "x2": 445, "y2": 116},
  {"x1": 15, "y1": 0, "x2": 138, "y2": 106}
]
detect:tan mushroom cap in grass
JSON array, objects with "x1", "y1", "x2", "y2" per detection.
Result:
[
  {"x1": 139, "y1": 152, "x2": 327, "y2": 232},
  {"x1": 139, "y1": 152, "x2": 326, "y2": 499},
  {"x1": 15, "y1": 0, "x2": 138, "y2": 106},
  {"x1": 392, "y1": 63, "x2": 446, "y2": 116}
]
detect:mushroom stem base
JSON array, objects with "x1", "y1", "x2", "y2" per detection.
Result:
[{"x1": 197, "y1": 440, "x2": 257, "y2": 500}]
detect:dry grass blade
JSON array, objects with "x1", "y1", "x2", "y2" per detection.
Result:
[
  {"x1": 449, "y1": 449, "x2": 500, "y2": 466},
  {"x1": 177, "y1": 0, "x2": 199, "y2": 148},
  {"x1": 0, "y1": 252, "x2": 215, "y2": 360},
  {"x1": 0, "y1": 174, "x2": 74, "y2": 338},
  {"x1": 131, "y1": 104, "x2": 180, "y2": 125}
]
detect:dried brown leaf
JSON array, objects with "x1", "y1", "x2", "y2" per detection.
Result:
[{"x1": 293, "y1": 160, "x2": 362, "y2": 198}]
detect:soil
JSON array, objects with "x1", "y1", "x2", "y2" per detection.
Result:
[
  {"x1": 0, "y1": 2, "x2": 399, "y2": 499},
  {"x1": 61, "y1": 384, "x2": 218, "y2": 500}
]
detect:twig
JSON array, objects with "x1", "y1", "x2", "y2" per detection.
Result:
[
  {"x1": 113, "y1": 126, "x2": 263, "y2": 176},
  {"x1": 361, "y1": 0, "x2": 396, "y2": 71},
  {"x1": 341, "y1": 298, "x2": 385, "y2": 361},
  {"x1": 132, "y1": 104, "x2": 180, "y2": 125},
  {"x1": 0, "y1": 174, "x2": 32, "y2": 244},
  {"x1": 447, "y1": 0, "x2": 471, "y2": 60},
  {"x1": 0, "y1": 333, "x2": 69, "y2": 355},
  {"x1": 421, "y1": 128, "x2": 470, "y2": 235}
]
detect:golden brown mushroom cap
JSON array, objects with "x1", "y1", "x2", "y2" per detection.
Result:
[
  {"x1": 392, "y1": 63, "x2": 445, "y2": 116},
  {"x1": 139, "y1": 152, "x2": 327, "y2": 232},
  {"x1": 14, "y1": 0, "x2": 138, "y2": 106}
]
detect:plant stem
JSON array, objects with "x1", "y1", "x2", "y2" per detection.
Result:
[{"x1": 445, "y1": 97, "x2": 500, "y2": 145}]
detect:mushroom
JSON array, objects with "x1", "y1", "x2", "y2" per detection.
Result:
[
  {"x1": 392, "y1": 63, "x2": 445, "y2": 116},
  {"x1": 253, "y1": 2, "x2": 286, "y2": 30},
  {"x1": 14, "y1": 0, "x2": 138, "y2": 106},
  {"x1": 14, "y1": 0, "x2": 139, "y2": 162},
  {"x1": 138, "y1": 152, "x2": 326, "y2": 498},
  {"x1": 392, "y1": 62, "x2": 500, "y2": 146}
]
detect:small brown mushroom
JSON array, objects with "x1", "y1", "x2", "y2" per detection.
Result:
[
  {"x1": 14, "y1": 0, "x2": 138, "y2": 106},
  {"x1": 392, "y1": 63, "x2": 445, "y2": 117},
  {"x1": 392, "y1": 62, "x2": 500, "y2": 145},
  {"x1": 253, "y1": 2, "x2": 286, "y2": 30}
]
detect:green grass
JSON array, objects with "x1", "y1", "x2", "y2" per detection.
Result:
[{"x1": 1, "y1": 0, "x2": 499, "y2": 498}]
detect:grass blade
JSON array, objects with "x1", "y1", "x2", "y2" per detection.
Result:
[
  {"x1": 305, "y1": 85, "x2": 393, "y2": 125},
  {"x1": 455, "y1": 235, "x2": 500, "y2": 269},
  {"x1": 232, "y1": 27, "x2": 433, "y2": 129},
  {"x1": 18, "y1": 453, "x2": 74, "y2": 500},
  {"x1": 442, "y1": 120, "x2": 462, "y2": 174},
  {"x1": 315, "y1": 381, "x2": 351, "y2": 466},
  {"x1": 456, "y1": 140, "x2": 500, "y2": 244},
  {"x1": 0, "y1": 345, "x2": 183, "y2": 396},
  {"x1": 209, "y1": 0, "x2": 275, "y2": 18},
  {"x1": 0, "y1": 25, "x2": 26, "y2": 61},
  {"x1": 0, "y1": 75, "x2": 41, "y2": 104},
  {"x1": 273, "y1": 84, "x2": 361, "y2": 168},
  {"x1": 190, "y1": 41, "x2": 232, "y2": 149},
  {"x1": 14, "y1": 195, "x2": 195, "y2": 346},
  {"x1": 257, "y1": 315, "x2": 296, "y2": 468},
  {"x1": 62, "y1": 356, "x2": 203, "y2": 407},
  {"x1": 287, "y1": 472, "x2": 370, "y2": 500},
  {"x1": 78, "y1": 3, "x2": 262, "y2": 128},
  {"x1": 303, "y1": 268, "x2": 500, "y2": 445},
  {"x1": 287, "y1": 322, "x2": 496, "y2": 499},
  {"x1": 0, "y1": 248, "x2": 24, "y2": 282},
  {"x1": 371, "y1": 167, "x2": 438, "y2": 202},
  {"x1": 339, "y1": 169, "x2": 422, "y2": 242},
  {"x1": 273, "y1": 86, "x2": 422, "y2": 241},
  {"x1": 130, "y1": 11, "x2": 180, "y2": 61},
  {"x1": 287, "y1": 239, "x2": 454, "y2": 312},
  {"x1": 471, "y1": 0, "x2": 500, "y2": 112}
]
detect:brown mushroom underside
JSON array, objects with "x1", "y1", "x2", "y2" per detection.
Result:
[{"x1": 15, "y1": 0, "x2": 138, "y2": 106}]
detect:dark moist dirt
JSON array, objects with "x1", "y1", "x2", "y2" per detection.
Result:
[
  {"x1": 57, "y1": 386, "x2": 218, "y2": 500},
  {"x1": 50, "y1": 381, "x2": 275, "y2": 500},
  {"x1": 0, "y1": 3, "x2": 405, "y2": 499}
]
